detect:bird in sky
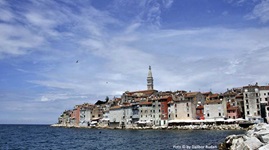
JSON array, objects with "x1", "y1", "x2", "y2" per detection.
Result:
[{"x1": 76, "y1": 60, "x2": 79, "y2": 63}]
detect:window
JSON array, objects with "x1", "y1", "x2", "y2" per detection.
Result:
[
  {"x1": 146, "y1": 115, "x2": 147, "y2": 117},
  {"x1": 245, "y1": 94, "x2": 248, "y2": 98},
  {"x1": 229, "y1": 116, "x2": 231, "y2": 118},
  {"x1": 246, "y1": 100, "x2": 248, "y2": 104},
  {"x1": 175, "y1": 114, "x2": 177, "y2": 118},
  {"x1": 153, "y1": 110, "x2": 155, "y2": 113},
  {"x1": 233, "y1": 116, "x2": 235, "y2": 119},
  {"x1": 266, "y1": 98, "x2": 268, "y2": 101},
  {"x1": 169, "y1": 114, "x2": 170, "y2": 118},
  {"x1": 247, "y1": 105, "x2": 249, "y2": 109},
  {"x1": 256, "y1": 93, "x2": 259, "y2": 97},
  {"x1": 258, "y1": 111, "x2": 260, "y2": 115},
  {"x1": 247, "y1": 111, "x2": 250, "y2": 115},
  {"x1": 186, "y1": 103, "x2": 189, "y2": 107},
  {"x1": 257, "y1": 105, "x2": 260, "y2": 109},
  {"x1": 257, "y1": 99, "x2": 259, "y2": 103},
  {"x1": 153, "y1": 115, "x2": 155, "y2": 118},
  {"x1": 141, "y1": 115, "x2": 143, "y2": 117},
  {"x1": 219, "y1": 113, "x2": 221, "y2": 117},
  {"x1": 159, "y1": 109, "x2": 160, "y2": 112},
  {"x1": 187, "y1": 114, "x2": 189, "y2": 117},
  {"x1": 265, "y1": 93, "x2": 266, "y2": 96},
  {"x1": 207, "y1": 113, "x2": 209, "y2": 117},
  {"x1": 141, "y1": 110, "x2": 143, "y2": 113}
]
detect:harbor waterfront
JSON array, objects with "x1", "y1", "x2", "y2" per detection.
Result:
[
  {"x1": 0, "y1": 124, "x2": 245, "y2": 150},
  {"x1": 56, "y1": 67, "x2": 269, "y2": 130}
]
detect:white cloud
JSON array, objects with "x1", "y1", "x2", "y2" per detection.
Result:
[
  {"x1": 0, "y1": 24, "x2": 44, "y2": 58},
  {"x1": 245, "y1": 0, "x2": 269, "y2": 23}
]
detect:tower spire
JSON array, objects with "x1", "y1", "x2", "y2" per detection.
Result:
[{"x1": 147, "y1": 65, "x2": 154, "y2": 90}]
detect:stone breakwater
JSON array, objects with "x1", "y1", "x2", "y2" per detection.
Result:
[
  {"x1": 219, "y1": 123, "x2": 269, "y2": 150},
  {"x1": 51, "y1": 124, "x2": 242, "y2": 130}
]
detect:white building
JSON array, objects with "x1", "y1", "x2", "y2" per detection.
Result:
[
  {"x1": 243, "y1": 84, "x2": 263, "y2": 123},
  {"x1": 108, "y1": 105, "x2": 123, "y2": 127},
  {"x1": 259, "y1": 86, "x2": 269, "y2": 103},
  {"x1": 138, "y1": 101, "x2": 153, "y2": 126},
  {"x1": 204, "y1": 99, "x2": 227, "y2": 120},
  {"x1": 79, "y1": 104, "x2": 94, "y2": 127}
]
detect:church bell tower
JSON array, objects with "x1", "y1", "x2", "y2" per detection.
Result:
[{"x1": 147, "y1": 66, "x2": 154, "y2": 90}]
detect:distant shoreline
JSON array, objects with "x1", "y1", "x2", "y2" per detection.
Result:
[
  {"x1": 0, "y1": 124, "x2": 51, "y2": 126},
  {"x1": 51, "y1": 123, "x2": 246, "y2": 130}
]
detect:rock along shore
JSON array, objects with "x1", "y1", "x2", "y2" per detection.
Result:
[
  {"x1": 219, "y1": 123, "x2": 269, "y2": 150},
  {"x1": 51, "y1": 124, "x2": 243, "y2": 130}
]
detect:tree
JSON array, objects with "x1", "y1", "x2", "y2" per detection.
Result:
[{"x1": 105, "y1": 96, "x2": 109, "y2": 102}]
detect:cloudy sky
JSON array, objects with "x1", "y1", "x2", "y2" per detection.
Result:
[{"x1": 1, "y1": 0, "x2": 269, "y2": 124}]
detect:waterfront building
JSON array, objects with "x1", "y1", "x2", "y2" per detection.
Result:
[
  {"x1": 235, "y1": 93, "x2": 245, "y2": 118},
  {"x1": 150, "y1": 95, "x2": 172, "y2": 126},
  {"x1": 243, "y1": 84, "x2": 263, "y2": 123},
  {"x1": 227, "y1": 106, "x2": 241, "y2": 119},
  {"x1": 73, "y1": 105, "x2": 82, "y2": 126},
  {"x1": 259, "y1": 85, "x2": 269, "y2": 123},
  {"x1": 58, "y1": 110, "x2": 72, "y2": 126},
  {"x1": 265, "y1": 106, "x2": 269, "y2": 123},
  {"x1": 204, "y1": 99, "x2": 227, "y2": 120},
  {"x1": 196, "y1": 105, "x2": 204, "y2": 120},
  {"x1": 121, "y1": 103, "x2": 133, "y2": 128},
  {"x1": 172, "y1": 92, "x2": 203, "y2": 121},
  {"x1": 108, "y1": 105, "x2": 123, "y2": 127},
  {"x1": 259, "y1": 86, "x2": 269, "y2": 103},
  {"x1": 79, "y1": 103, "x2": 94, "y2": 127},
  {"x1": 91, "y1": 104, "x2": 105, "y2": 124},
  {"x1": 138, "y1": 101, "x2": 153, "y2": 126}
]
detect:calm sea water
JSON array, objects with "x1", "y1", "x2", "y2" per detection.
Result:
[{"x1": 0, "y1": 125, "x2": 245, "y2": 150}]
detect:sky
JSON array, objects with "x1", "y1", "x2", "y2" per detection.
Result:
[{"x1": 0, "y1": 0, "x2": 269, "y2": 124}]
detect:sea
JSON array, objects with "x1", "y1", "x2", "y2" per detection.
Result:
[{"x1": 0, "y1": 124, "x2": 245, "y2": 150}]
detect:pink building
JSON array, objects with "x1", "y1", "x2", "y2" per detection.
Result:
[{"x1": 227, "y1": 106, "x2": 241, "y2": 119}]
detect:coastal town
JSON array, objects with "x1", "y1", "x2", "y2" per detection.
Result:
[{"x1": 55, "y1": 66, "x2": 269, "y2": 129}]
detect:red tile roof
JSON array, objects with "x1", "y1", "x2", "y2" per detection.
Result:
[
  {"x1": 184, "y1": 92, "x2": 199, "y2": 98},
  {"x1": 260, "y1": 86, "x2": 269, "y2": 90},
  {"x1": 139, "y1": 101, "x2": 152, "y2": 105},
  {"x1": 110, "y1": 105, "x2": 121, "y2": 110},
  {"x1": 205, "y1": 100, "x2": 222, "y2": 104}
]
